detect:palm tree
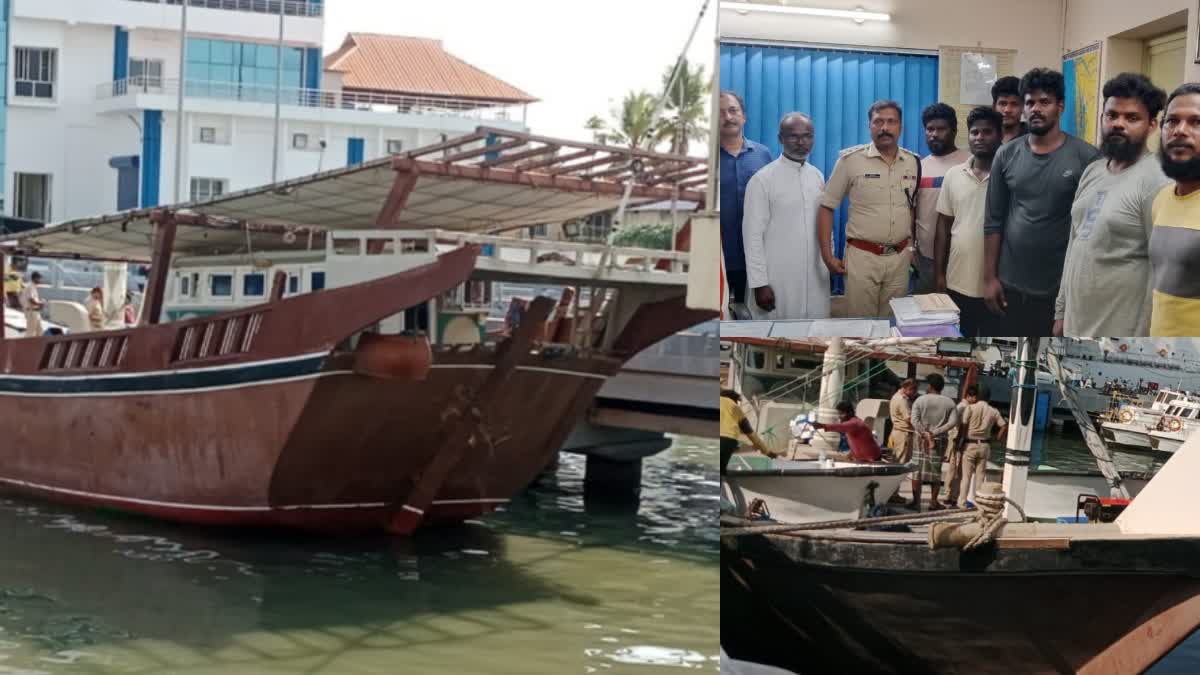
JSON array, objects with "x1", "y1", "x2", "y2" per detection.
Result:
[
  {"x1": 657, "y1": 59, "x2": 709, "y2": 156},
  {"x1": 583, "y1": 90, "x2": 662, "y2": 151}
]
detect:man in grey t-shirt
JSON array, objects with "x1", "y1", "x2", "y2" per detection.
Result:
[
  {"x1": 1055, "y1": 73, "x2": 1170, "y2": 337},
  {"x1": 983, "y1": 68, "x2": 1102, "y2": 336}
]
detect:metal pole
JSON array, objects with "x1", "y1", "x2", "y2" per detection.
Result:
[
  {"x1": 706, "y1": 35, "x2": 719, "y2": 209},
  {"x1": 271, "y1": 0, "x2": 285, "y2": 184},
  {"x1": 1002, "y1": 336, "x2": 1039, "y2": 520},
  {"x1": 172, "y1": 0, "x2": 188, "y2": 204}
]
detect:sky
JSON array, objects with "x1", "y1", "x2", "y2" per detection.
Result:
[{"x1": 323, "y1": 0, "x2": 716, "y2": 148}]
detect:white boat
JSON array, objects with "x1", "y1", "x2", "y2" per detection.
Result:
[
  {"x1": 1148, "y1": 400, "x2": 1200, "y2": 453},
  {"x1": 1099, "y1": 420, "x2": 1154, "y2": 449},
  {"x1": 722, "y1": 456, "x2": 910, "y2": 523},
  {"x1": 979, "y1": 465, "x2": 1151, "y2": 521}
]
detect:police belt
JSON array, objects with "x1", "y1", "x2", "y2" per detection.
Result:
[{"x1": 847, "y1": 237, "x2": 909, "y2": 256}]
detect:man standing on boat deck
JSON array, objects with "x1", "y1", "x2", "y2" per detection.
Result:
[
  {"x1": 818, "y1": 100, "x2": 921, "y2": 318},
  {"x1": 1149, "y1": 83, "x2": 1200, "y2": 336},
  {"x1": 742, "y1": 112, "x2": 829, "y2": 319},
  {"x1": 913, "y1": 103, "x2": 970, "y2": 294},
  {"x1": 720, "y1": 91, "x2": 773, "y2": 314},
  {"x1": 888, "y1": 379, "x2": 918, "y2": 465},
  {"x1": 956, "y1": 385, "x2": 1007, "y2": 508},
  {"x1": 811, "y1": 401, "x2": 882, "y2": 462},
  {"x1": 983, "y1": 68, "x2": 1102, "y2": 336},
  {"x1": 720, "y1": 389, "x2": 779, "y2": 474},
  {"x1": 18, "y1": 271, "x2": 44, "y2": 337},
  {"x1": 1055, "y1": 73, "x2": 1169, "y2": 337},
  {"x1": 86, "y1": 287, "x2": 105, "y2": 332},
  {"x1": 909, "y1": 373, "x2": 959, "y2": 510}
]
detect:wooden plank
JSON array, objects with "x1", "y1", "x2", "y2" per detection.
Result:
[
  {"x1": 404, "y1": 130, "x2": 488, "y2": 158},
  {"x1": 1079, "y1": 587, "x2": 1200, "y2": 675},
  {"x1": 374, "y1": 170, "x2": 420, "y2": 226},
  {"x1": 139, "y1": 215, "x2": 178, "y2": 326},
  {"x1": 442, "y1": 137, "x2": 528, "y2": 163},
  {"x1": 478, "y1": 143, "x2": 559, "y2": 168},
  {"x1": 995, "y1": 538, "x2": 1072, "y2": 550},
  {"x1": 514, "y1": 148, "x2": 594, "y2": 173}
]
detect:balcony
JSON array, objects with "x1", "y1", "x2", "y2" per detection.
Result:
[
  {"x1": 96, "y1": 77, "x2": 530, "y2": 127},
  {"x1": 124, "y1": 0, "x2": 323, "y2": 17}
]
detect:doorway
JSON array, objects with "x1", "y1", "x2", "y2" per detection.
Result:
[{"x1": 1144, "y1": 29, "x2": 1186, "y2": 152}]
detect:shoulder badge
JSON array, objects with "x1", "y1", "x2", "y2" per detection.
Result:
[{"x1": 838, "y1": 143, "x2": 869, "y2": 158}]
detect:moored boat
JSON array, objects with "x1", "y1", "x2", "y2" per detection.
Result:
[{"x1": 0, "y1": 128, "x2": 714, "y2": 534}]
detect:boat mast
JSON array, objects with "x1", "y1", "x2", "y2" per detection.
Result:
[
  {"x1": 1002, "y1": 336, "x2": 1038, "y2": 519},
  {"x1": 811, "y1": 336, "x2": 845, "y2": 452},
  {"x1": 172, "y1": 0, "x2": 188, "y2": 204}
]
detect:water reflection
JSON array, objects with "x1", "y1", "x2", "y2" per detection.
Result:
[{"x1": 0, "y1": 438, "x2": 719, "y2": 673}]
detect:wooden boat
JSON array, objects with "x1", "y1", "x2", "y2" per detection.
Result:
[
  {"x1": 0, "y1": 127, "x2": 713, "y2": 535},
  {"x1": 723, "y1": 351, "x2": 1200, "y2": 675}
]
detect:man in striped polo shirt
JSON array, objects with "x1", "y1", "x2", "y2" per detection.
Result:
[
  {"x1": 914, "y1": 103, "x2": 970, "y2": 294},
  {"x1": 1150, "y1": 83, "x2": 1200, "y2": 336}
]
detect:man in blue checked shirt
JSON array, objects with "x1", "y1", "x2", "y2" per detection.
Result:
[{"x1": 719, "y1": 91, "x2": 772, "y2": 313}]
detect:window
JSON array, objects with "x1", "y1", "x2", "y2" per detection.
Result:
[
  {"x1": 185, "y1": 38, "x2": 303, "y2": 102},
  {"x1": 400, "y1": 238, "x2": 429, "y2": 253},
  {"x1": 129, "y1": 58, "x2": 163, "y2": 88},
  {"x1": 242, "y1": 273, "x2": 265, "y2": 297},
  {"x1": 199, "y1": 127, "x2": 217, "y2": 144},
  {"x1": 14, "y1": 173, "x2": 51, "y2": 222},
  {"x1": 179, "y1": 275, "x2": 191, "y2": 297},
  {"x1": 292, "y1": 133, "x2": 308, "y2": 149},
  {"x1": 530, "y1": 224, "x2": 548, "y2": 238},
  {"x1": 190, "y1": 177, "x2": 226, "y2": 202},
  {"x1": 365, "y1": 238, "x2": 395, "y2": 255},
  {"x1": 14, "y1": 47, "x2": 56, "y2": 99},
  {"x1": 311, "y1": 271, "x2": 326, "y2": 291},
  {"x1": 210, "y1": 274, "x2": 233, "y2": 297},
  {"x1": 332, "y1": 238, "x2": 360, "y2": 255},
  {"x1": 386, "y1": 139, "x2": 403, "y2": 154},
  {"x1": 287, "y1": 274, "x2": 299, "y2": 294}
]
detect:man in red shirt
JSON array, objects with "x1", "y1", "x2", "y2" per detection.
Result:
[{"x1": 812, "y1": 401, "x2": 883, "y2": 462}]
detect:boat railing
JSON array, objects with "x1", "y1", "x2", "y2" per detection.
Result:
[
  {"x1": 171, "y1": 306, "x2": 267, "y2": 364},
  {"x1": 40, "y1": 332, "x2": 132, "y2": 373},
  {"x1": 432, "y1": 230, "x2": 689, "y2": 275}
]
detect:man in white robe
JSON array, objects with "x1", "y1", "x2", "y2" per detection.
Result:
[{"x1": 742, "y1": 113, "x2": 831, "y2": 320}]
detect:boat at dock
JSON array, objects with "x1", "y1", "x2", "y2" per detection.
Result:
[
  {"x1": 722, "y1": 338, "x2": 1200, "y2": 674},
  {"x1": 722, "y1": 455, "x2": 910, "y2": 523},
  {"x1": 0, "y1": 128, "x2": 714, "y2": 534},
  {"x1": 1149, "y1": 400, "x2": 1200, "y2": 453}
]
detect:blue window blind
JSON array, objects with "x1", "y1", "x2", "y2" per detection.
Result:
[
  {"x1": 719, "y1": 43, "x2": 938, "y2": 294},
  {"x1": 185, "y1": 38, "x2": 303, "y2": 102}
]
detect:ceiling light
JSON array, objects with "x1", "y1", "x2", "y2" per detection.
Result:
[{"x1": 723, "y1": 2, "x2": 890, "y2": 22}]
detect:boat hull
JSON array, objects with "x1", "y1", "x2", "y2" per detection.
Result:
[
  {"x1": 722, "y1": 460, "x2": 909, "y2": 522},
  {"x1": 0, "y1": 348, "x2": 617, "y2": 533},
  {"x1": 977, "y1": 468, "x2": 1149, "y2": 521},
  {"x1": 1150, "y1": 431, "x2": 1187, "y2": 454},
  {"x1": 722, "y1": 531, "x2": 1200, "y2": 674},
  {"x1": 1100, "y1": 422, "x2": 1152, "y2": 448}
]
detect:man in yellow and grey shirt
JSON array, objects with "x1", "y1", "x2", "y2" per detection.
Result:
[
  {"x1": 1150, "y1": 83, "x2": 1200, "y2": 336},
  {"x1": 818, "y1": 99, "x2": 921, "y2": 319},
  {"x1": 720, "y1": 389, "x2": 778, "y2": 473}
]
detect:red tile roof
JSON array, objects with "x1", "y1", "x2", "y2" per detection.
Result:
[{"x1": 324, "y1": 33, "x2": 537, "y2": 104}]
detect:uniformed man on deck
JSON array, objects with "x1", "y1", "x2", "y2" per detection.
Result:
[{"x1": 818, "y1": 99, "x2": 921, "y2": 319}]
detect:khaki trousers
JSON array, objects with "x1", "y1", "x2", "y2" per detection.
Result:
[
  {"x1": 24, "y1": 310, "x2": 41, "y2": 338},
  {"x1": 891, "y1": 429, "x2": 913, "y2": 465},
  {"x1": 959, "y1": 441, "x2": 991, "y2": 507},
  {"x1": 844, "y1": 245, "x2": 910, "y2": 319},
  {"x1": 941, "y1": 445, "x2": 962, "y2": 503}
]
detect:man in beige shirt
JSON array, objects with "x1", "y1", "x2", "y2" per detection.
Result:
[
  {"x1": 818, "y1": 99, "x2": 921, "y2": 319},
  {"x1": 956, "y1": 384, "x2": 1007, "y2": 508},
  {"x1": 888, "y1": 378, "x2": 917, "y2": 464}
]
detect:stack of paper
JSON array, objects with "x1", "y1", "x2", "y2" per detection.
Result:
[{"x1": 890, "y1": 294, "x2": 961, "y2": 336}]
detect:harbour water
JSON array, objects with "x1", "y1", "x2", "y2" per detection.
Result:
[{"x1": 0, "y1": 438, "x2": 718, "y2": 674}]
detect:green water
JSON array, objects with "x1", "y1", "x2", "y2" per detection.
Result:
[
  {"x1": 0, "y1": 439, "x2": 718, "y2": 674},
  {"x1": 1025, "y1": 430, "x2": 1169, "y2": 475}
]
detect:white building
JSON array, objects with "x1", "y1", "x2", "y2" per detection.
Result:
[{"x1": 2, "y1": 0, "x2": 535, "y2": 223}]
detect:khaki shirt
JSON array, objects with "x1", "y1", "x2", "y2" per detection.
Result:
[
  {"x1": 890, "y1": 390, "x2": 913, "y2": 432},
  {"x1": 961, "y1": 401, "x2": 1004, "y2": 441},
  {"x1": 820, "y1": 142, "x2": 920, "y2": 246}
]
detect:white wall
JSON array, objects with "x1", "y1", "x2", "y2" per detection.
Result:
[
  {"x1": 718, "y1": 0, "x2": 1064, "y2": 75},
  {"x1": 6, "y1": 19, "x2": 138, "y2": 221},
  {"x1": 1061, "y1": 0, "x2": 1199, "y2": 83}
]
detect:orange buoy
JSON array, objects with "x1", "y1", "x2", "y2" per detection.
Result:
[{"x1": 352, "y1": 331, "x2": 432, "y2": 380}]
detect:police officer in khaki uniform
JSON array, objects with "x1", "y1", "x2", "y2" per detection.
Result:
[{"x1": 817, "y1": 99, "x2": 921, "y2": 319}]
